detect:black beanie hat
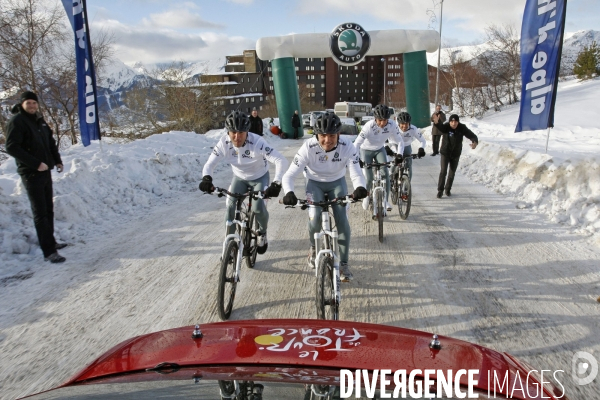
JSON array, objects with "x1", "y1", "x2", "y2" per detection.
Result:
[
  {"x1": 20, "y1": 91, "x2": 38, "y2": 103},
  {"x1": 449, "y1": 114, "x2": 460, "y2": 122}
]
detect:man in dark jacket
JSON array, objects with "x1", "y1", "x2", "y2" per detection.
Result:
[
  {"x1": 432, "y1": 113, "x2": 478, "y2": 198},
  {"x1": 291, "y1": 110, "x2": 301, "y2": 139},
  {"x1": 249, "y1": 108, "x2": 263, "y2": 136},
  {"x1": 430, "y1": 104, "x2": 446, "y2": 156},
  {"x1": 5, "y1": 91, "x2": 67, "y2": 263}
]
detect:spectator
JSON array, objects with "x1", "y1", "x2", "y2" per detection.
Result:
[
  {"x1": 291, "y1": 110, "x2": 301, "y2": 139},
  {"x1": 432, "y1": 114, "x2": 478, "y2": 198},
  {"x1": 249, "y1": 108, "x2": 263, "y2": 136},
  {"x1": 5, "y1": 91, "x2": 67, "y2": 263},
  {"x1": 430, "y1": 104, "x2": 446, "y2": 156}
]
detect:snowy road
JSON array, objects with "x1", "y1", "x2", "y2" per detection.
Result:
[{"x1": 1, "y1": 139, "x2": 599, "y2": 399}]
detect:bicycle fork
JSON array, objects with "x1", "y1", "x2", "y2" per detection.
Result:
[{"x1": 223, "y1": 218, "x2": 245, "y2": 283}]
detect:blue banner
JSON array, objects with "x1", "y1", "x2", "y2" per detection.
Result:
[
  {"x1": 515, "y1": 0, "x2": 567, "y2": 132},
  {"x1": 62, "y1": 0, "x2": 101, "y2": 146}
]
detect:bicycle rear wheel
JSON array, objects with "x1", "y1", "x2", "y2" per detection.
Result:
[
  {"x1": 398, "y1": 175, "x2": 412, "y2": 220},
  {"x1": 377, "y1": 191, "x2": 384, "y2": 242},
  {"x1": 217, "y1": 239, "x2": 238, "y2": 320},
  {"x1": 316, "y1": 255, "x2": 337, "y2": 320}
]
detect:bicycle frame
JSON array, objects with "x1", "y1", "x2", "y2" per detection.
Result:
[
  {"x1": 313, "y1": 204, "x2": 341, "y2": 310},
  {"x1": 284, "y1": 195, "x2": 353, "y2": 320},
  {"x1": 366, "y1": 161, "x2": 392, "y2": 219},
  {"x1": 217, "y1": 188, "x2": 263, "y2": 282}
]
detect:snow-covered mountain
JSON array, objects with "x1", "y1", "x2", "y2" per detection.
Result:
[
  {"x1": 95, "y1": 58, "x2": 226, "y2": 112},
  {"x1": 560, "y1": 29, "x2": 600, "y2": 73},
  {"x1": 426, "y1": 29, "x2": 600, "y2": 71}
]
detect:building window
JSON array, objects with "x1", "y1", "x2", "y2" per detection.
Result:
[
  {"x1": 230, "y1": 99, "x2": 234, "y2": 104},
  {"x1": 236, "y1": 99, "x2": 240, "y2": 104}
]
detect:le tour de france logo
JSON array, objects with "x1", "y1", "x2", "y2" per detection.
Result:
[{"x1": 329, "y1": 23, "x2": 371, "y2": 66}]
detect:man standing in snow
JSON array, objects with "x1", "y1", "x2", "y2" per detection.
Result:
[
  {"x1": 291, "y1": 110, "x2": 301, "y2": 139},
  {"x1": 432, "y1": 113, "x2": 478, "y2": 198},
  {"x1": 430, "y1": 104, "x2": 446, "y2": 156},
  {"x1": 199, "y1": 111, "x2": 288, "y2": 254},
  {"x1": 249, "y1": 108, "x2": 263, "y2": 136},
  {"x1": 5, "y1": 91, "x2": 67, "y2": 263}
]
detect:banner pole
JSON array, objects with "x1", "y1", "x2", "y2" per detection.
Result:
[{"x1": 545, "y1": 128, "x2": 551, "y2": 153}]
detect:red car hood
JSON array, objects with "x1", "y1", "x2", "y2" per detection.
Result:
[{"x1": 62, "y1": 319, "x2": 561, "y2": 399}]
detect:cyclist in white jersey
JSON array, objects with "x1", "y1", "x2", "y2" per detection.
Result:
[
  {"x1": 200, "y1": 111, "x2": 289, "y2": 254},
  {"x1": 281, "y1": 113, "x2": 367, "y2": 282},
  {"x1": 353, "y1": 104, "x2": 404, "y2": 212},
  {"x1": 387, "y1": 111, "x2": 426, "y2": 181}
]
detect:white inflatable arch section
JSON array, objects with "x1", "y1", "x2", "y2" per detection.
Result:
[{"x1": 256, "y1": 29, "x2": 440, "y2": 60}]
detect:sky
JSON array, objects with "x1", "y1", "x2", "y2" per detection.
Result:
[{"x1": 82, "y1": 0, "x2": 600, "y2": 65}]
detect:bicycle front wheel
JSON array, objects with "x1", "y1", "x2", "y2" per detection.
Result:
[
  {"x1": 244, "y1": 211, "x2": 258, "y2": 269},
  {"x1": 217, "y1": 239, "x2": 238, "y2": 320},
  {"x1": 398, "y1": 175, "x2": 412, "y2": 220},
  {"x1": 316, "y1": 255, "x2": 337, "y2": 320},
  {"x1": 377, "y1": 191, "x2": 384, "y2": 242}
]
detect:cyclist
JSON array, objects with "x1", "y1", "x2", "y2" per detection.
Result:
[
  {"x1": 281, "y1": 112, "x2": 367, "y2": 282},
  {"x1": 199, "y1": 111, "x2": 289, "y2": 254},
  {"x1": 390, "y1": 111, "x2": 426, "y2": 181},
  {"x1": 354, "y1": 104, "x2": 404, "y2": 212}
]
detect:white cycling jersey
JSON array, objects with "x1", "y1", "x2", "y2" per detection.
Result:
[
  {"x1": 397, "y1": 124, "x2": 427, "y2": 150},
  {"x1": 202, "y1": 131, "x2": 288, "y2": 182},
  {"x1": 282, "y1": 136, "x2": 365, "y2": 194},
  {"x1": 354, "y1": 119, "x2": 405, "y2": 155}
]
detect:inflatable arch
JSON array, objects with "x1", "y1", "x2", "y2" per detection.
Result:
[{"x1": 256, "y1": 25, "x2": 440, "y2": 138}]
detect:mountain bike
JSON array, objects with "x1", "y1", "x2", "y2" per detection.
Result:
[
  {"x1": 282, "y1": 194, "x2": 354, "y2": 320},
  {"x1": 364, "y1": 161, "x2": 394, "y2": 242},
  {"x1": 390, "y1": 154, "x2": 418, "y2": 220},
  {"x1": 213, "y1": 187, "x2": 264, "y2": 320}
]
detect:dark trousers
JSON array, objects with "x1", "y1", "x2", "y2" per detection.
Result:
[
  {"x1": 438, "y1": 154, "x2": 460, "y2": 193},
  {"x1": 21, "y1": 171, "x2": 57, "y2": 257},
  {"x1": 432, "y1": 135, "x2": 441, "y2": 154},
  {"x1": 293, "y1": 127, "x2": 299, "y2": 139}
]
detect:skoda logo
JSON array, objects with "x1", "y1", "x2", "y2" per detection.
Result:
[
  {"x1": 245, "y1": 150, "x2": 250, "y2": 155},
  {"x1": 330, "y1": 23, "x2": 371, "y2": 66},
  {"x1": 334, "y1": 152, "x2": 339, "y2": 158}
]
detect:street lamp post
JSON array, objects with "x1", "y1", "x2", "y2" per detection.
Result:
[
  {"x1": 434, "y1": 0, "x2": 444, "y2": 107},
  {"x1": 381, "y1": 57, "x2": 386, "y2": 105}
]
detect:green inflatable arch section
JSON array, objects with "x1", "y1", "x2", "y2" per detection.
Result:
[
  {"x1": 403, "y1": 51, "x2": 431, "y2": 128},
  {"x1": 272, "y1": 57, "x2": 302, "y2": 139}
]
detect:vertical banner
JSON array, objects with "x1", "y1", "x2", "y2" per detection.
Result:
[
  {"x1": 62, "y1": 0, "x2": 101, "y2": 146},
  {"x1": 515, "y1": 0, "x2": 567, "y2": 132}
]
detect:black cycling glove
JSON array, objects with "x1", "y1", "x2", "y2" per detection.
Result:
[
  {"x1": 359, "y1": 159, "x2": 364, "y2": 168},
  {"x1": 282, "y1": 191, "x2": 298, "y2": 205},
  {"x1": 352, "y1": 186, "x2": 368, "y2": 200},
  {"x1": 418, "y1": 147, "x2": 426, "y2": 158},
  {"x1": 385, "y1": 145, "x2": 394, "y2": 156},
  {"x1": 199, "y1": 175, "x2": 214, "y2": 193},
  {"x1": 264, "y1": 182, "x2": 282, "y2": 198},
  {"x1": 394, "y1": 154, "x2": 403, "y2": 165}
]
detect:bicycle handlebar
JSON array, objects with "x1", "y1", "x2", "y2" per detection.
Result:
[
  {"x1": 279, "y1": 194, "x2": 355, "y2": 208},
  {"x1": 213, "y1": 187, "x2": 266, "y2": 200}
]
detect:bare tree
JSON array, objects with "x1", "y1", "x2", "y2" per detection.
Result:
[
  {"x1": 123, "y1": 61, "x2": 226, "y2": 135},
  {"x1": 479, "y1": 24, "x2": 521, "y2": 105},
  {"x1": 0, "y1": 0, "x2": 66, "y2": 94},
  {"x1": 0, "y1": 0, "x2": 115, "y2": 145}
]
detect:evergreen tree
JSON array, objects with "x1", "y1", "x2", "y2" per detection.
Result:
[{"x1": 573, "y1": 41, "x2": 600, "y2": 80}]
